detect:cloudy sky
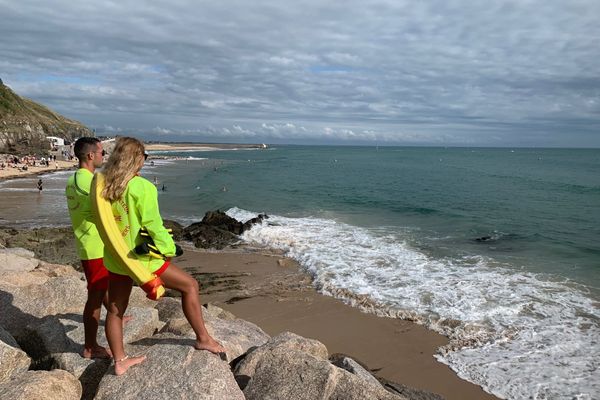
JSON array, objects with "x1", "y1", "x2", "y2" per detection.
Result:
[{"x1": 1, "y1": 0, "x2": 599, "y2": 147}]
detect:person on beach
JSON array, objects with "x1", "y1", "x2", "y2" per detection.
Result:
[
  {"x1": 101, "y1": 136, "x2": 225, "y2": 376},
  {"x1": 65, "y1": 137, "x2": 115, "y2": 359}
]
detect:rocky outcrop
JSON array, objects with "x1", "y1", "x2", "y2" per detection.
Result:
[
  {"x1": 235, "y1": 332, "x2": 406, "y2": 400},
  {"x1": 0, "y1": 369, "x2": 82, "y2": 400},
  {"x1": 0, "y1": 81, "x2": 93, "y2": 155},
  {"x1": 0, "y1": 247, "x2": 444, "y2": 400},
  {"x1": 330, "y1": 352, "x2": 383, "y2": 388},
  {"x1": 0, "y1": 226, "x2": 80, "y2": 269},
  {"x1": 0, "y1": 211, "x2": 265, "y2": 263},
  {"x1": 183, "y1": 210, "x2": 267, "y2": 249},
  {"x1": 96, "y1": 341, "x2": 244, "y2": 400},
  {"x1": 0, "y1": 274, "x2": 87, "y2": 340},
  {"x1": 0, "y1": 326, "x2": 31, "y2": 384}
]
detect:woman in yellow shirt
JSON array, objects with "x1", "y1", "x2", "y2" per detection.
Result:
[{"x1": 102, "y1": 136, "x2": 225, "y2": 375}]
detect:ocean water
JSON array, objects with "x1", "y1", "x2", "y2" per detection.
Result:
[{"x1": 1, "y1": 146, "x2": 599, "y2": 399}]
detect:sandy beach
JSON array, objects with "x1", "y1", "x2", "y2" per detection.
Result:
[
  {"x1": 0, "y1": 159, "x2": 77, "y2": 181},
  {"x1": 175, "y1": 248, "x2": 499, "y2": 400},
  {"x1": 145, "y1": 143, "x2": 265, "y2": 151}
]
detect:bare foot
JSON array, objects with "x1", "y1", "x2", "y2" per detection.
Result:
[
  {"x1": 194, "y1": 337, "x2": 226, "y2": 356},
  {"x1": 114, "y1": 355, "x2": 146, "y2": 376},
  {"x1": 82, "y1": 345, "x2": 112, "y2": 359},
  {"x1": 122, "y1": 315, "x2": 133, "y2": 327}
]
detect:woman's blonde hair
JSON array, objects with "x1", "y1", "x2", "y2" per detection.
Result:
[{"x1": 102, "y1": 136, "x2": 146, "y2": 201}]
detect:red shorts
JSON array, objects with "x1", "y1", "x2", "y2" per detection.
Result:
[
  {"x1": 81, "y1": 258, "x2": 109, "y2": 291},
  {"x1": 108, "y1": 260, "x2": 171, "y2": 283}
]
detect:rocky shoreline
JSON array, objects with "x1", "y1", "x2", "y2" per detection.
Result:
[
  {"x1": 0, "y1": 209, "x2": 500, "y2": 400},
  {"x1": 0, "y1": 245, "x2": 443, "y2": 399}
]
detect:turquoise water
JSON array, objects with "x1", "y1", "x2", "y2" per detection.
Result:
[
  {"x1": 1, "y1": 145, "x2": 599, "y2": 399},
  {"x1": 146, "y1": 146, "x2": 600, "y2": 399},
  {"x1": 151, "y1": 146, "x2": 600, "y2": 289}
]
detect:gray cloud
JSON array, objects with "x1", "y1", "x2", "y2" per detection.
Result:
[{"x1": 1, "y1": 0, "x2": 599, "y2": 146}]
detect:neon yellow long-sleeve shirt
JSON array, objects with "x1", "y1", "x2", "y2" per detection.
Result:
[
  {"x1": 103, "y1": 176, "x2": 176, "y2": 275},
  {"x1": 66, "y1": 168, "x2": 104, "y2": 260}
]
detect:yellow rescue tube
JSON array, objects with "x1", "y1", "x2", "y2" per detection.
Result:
[{"x1": 91, "y1": 172, "x2": 165, "y2": 300}]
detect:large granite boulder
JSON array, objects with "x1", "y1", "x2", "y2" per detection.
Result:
[
  {"x1": 237, "y1": 331, "x2": 329, "y2": 369},
  {"x1": 0, "y1": 275, "x2": 87, "y2": 340},
  {"x1": 378, "y1": 378, "x2": 446, "y2": 400},
  {"x1": 330, "y1": 354, "x2": 444, "y2": 399},
  {"x1": 0, "y1": 250, "x2": 87, "y2": 340},
  {"x1": 0, "y1": 227, "x2": 80, "y2": 268},
  {"x1": 0, "y1": 369, "x2": 82, "y2": 400},
  {"x1": 95, "y1": 341, "x2": 244, "y2": 400},
  {"x1": 18, "y1": 306, "x2": 162, "y2": 399},
  {"x1": 1, "y1": 260, "x2": 82, "y2": 287},
  {"x1": 158, "y1": 300, "x2": 270, "y2": 360},
  {"x1": 154, "y1": 296, "x2": 186, "y2": 321},
  {"x1": 0, "y1": 247, "x2": 39, "y2": 274},
  {"x1": 128, "y1": 286, "x2": 161, "y2": 309},
  {"x1": 21, "y1": 307, "x2": 163, "y2": 362},
  {"x1": 329, "y1": 353, "x2": 382, "y2": 388},
  {"x1": 0, "y1": 325, "x2": 31, "y2": 384},
  {"x1": 235, "y1": 332, "x2": 406, "y2": 400}
]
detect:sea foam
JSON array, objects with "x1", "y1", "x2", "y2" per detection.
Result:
[{"x1": 227, "y1": 207, "x2": 600, "y2": 400}]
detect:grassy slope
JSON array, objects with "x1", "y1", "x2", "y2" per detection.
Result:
[{"x1": 0, "y1": 83, "x2": 89, "y2": 131}]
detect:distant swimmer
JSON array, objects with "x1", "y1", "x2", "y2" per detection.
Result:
[
  {"x1": 37, "y1": 178, "x2": 43, "y2": 192},
  {"x1": 221, "y1": 186, "x2": 227, "y2": 192},
  {"x1": 161, "y1": 184, "x2": 166, "y2": 191}
]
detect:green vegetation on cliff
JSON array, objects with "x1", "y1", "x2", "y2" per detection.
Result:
[{"x1": 0, "y1": 79, "x2": 93, "y2": 154}]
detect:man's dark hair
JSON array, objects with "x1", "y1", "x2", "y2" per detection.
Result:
[{"x1": 74, "y1": 137, "x2": 101, "y2": 160}]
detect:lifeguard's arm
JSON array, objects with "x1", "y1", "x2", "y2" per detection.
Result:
[{"x1": 139, "y1": 182, "x2": 177, "y2": 257}]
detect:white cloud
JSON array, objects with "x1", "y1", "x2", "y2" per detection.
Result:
[{"x1": 0, "y1": 0, "x2": 598, "y2": 146}]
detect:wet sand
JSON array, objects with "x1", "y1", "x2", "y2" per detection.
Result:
[{"x1": 175, "y1": 248, "x2": 499, "y2": 400}]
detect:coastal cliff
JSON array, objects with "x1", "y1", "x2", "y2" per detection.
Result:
[{"x1": 0, "y1": 79, "x2": 93, "y2": 155}]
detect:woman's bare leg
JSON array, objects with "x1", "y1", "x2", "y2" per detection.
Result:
[
  {"x1": 160, "y1": 264, "x2": 226, "y2": 354},
  {"x1": 105, "y1": 279, "x2": 146, "y2": 375}
]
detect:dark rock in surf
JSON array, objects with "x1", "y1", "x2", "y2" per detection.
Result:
[
  {"x1": 182, "y1": 210, "x2": 268, "y2": 250},
  {"x1": 242, "y1": 214, "x2": 268, "y2": 232},
  {"x1": 201, "y1": 211, "x2": 246, "y2": 234},
  {"x1": 182, "y1": 224, "x2": 239, "y2": 250}
]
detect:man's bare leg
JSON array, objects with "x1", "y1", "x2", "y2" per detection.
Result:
[{"x1": 82, "y1": 289, "x2": 112, "y2": 359}]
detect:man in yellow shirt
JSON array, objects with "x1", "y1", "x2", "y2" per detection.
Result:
[{"x1": 65, "y1": 137, "x2": 112, "y2": 359}]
